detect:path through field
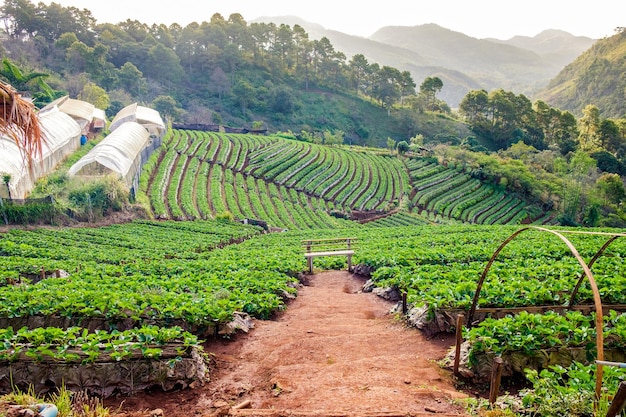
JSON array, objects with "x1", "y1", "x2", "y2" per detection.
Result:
[{"x1": 107, "y1": 271, "x2": 470, "y2": 417}]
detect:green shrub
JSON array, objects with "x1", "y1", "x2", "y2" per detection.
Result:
[
  {"x1": 215, "y1": 210, "x2": 234, "y2": 222},
  {"x1": 0, "y1": 200, "x2": 57, "y2": 224},
  {"x1": 67, "y1": 175, "x2": 129, "y2": 221}
]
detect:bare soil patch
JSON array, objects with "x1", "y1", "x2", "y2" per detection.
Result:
[{"x1": 105, "y1": 271, "x2": 470, "y2": 416}]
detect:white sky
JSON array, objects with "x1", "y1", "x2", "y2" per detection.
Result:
[{"x1": 32, "y1": 0, "x2": 623, "y2": 40}]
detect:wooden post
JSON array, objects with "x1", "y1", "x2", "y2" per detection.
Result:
[
  {"x1": 489, "y1": 357, "x2": 503, "y2": 405},
  {"x1": 606, "y1": 381, "x2": 626, "y2": 417},
  {"x1": 401, "y1": 292, "x2": 407, "y2": 314},
  {"x1": 40, "y1": 267, "x2": 46, "y2": 281},
  {"x1": 55, "y1": 269, "x2": 61, "y2": 278},
  {"x1": 347, "y1": 254, "x2": 352, "y2": 273},
  {"x1": 453, "y1": 314, "x2": 464, "y2": 377}
]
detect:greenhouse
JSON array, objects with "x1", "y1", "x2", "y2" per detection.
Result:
[
  {"x1": 67, "y1": 122, "x2": 150, "y2": 193},
  {"x1": 0, "y1": 110, "x2": 81, "y2": 199},
  {"x1": 40, "y1": 96, "x2": 96, "y2": 134},
  {"x1": 109, "y1": 103, "x2": 166, "y2": 137}
]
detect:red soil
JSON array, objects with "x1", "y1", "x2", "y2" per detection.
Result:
[{"x1": 105, "y1": 271, "x2": 471, "y2": 417}]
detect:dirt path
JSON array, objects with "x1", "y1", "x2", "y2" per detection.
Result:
[{"x1": 107, "y1": 271, "x2": 469, "y2": 417}]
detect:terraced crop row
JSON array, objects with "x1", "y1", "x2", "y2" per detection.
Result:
[
  {"x1": 244, "y1": 140, "x2": 410, "y2": 211},
  {"x1": 406, "y1": 158, "x2": 539, "y2": 225}
]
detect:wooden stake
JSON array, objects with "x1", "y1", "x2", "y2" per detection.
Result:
[
  {"x1": 606, "y1": 381, "x2": 626, "y2": 417},
  {"x1": 402, "y1": 292, "x2": 407, "y2": 314},
  {"x1": 453, "y1": 314, "x2": 464, "y2": 376},
  {"x1": 489, "y1": 357, "x2": 503, "y2": 405}
]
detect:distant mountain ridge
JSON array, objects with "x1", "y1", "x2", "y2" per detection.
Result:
[
  {"x1": 253, "y1": 16, "x2": 596, "y2": 108},
  {"x1": 535, "y1": 28, "x2": 626, "y2": 118}
]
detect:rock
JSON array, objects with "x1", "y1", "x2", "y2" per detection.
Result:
[
  {"x1": 221, "y1": 311, "x2": 254, "y2": 334},
  {"x1": 150, "y1": 409, "x2": 164, "y2": 417},
  {"x1": 362, "y1": 279, "x2": 375, "y2": 292},
  {"x1": 352, "y1": 264, "x2": 374, "y2": 277},
  {"x1": 372, "y1": 286, "x2": 401, "y2": 301}
]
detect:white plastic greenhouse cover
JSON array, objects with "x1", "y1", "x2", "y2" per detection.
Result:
[
  {"x1": 68, "y1": 122, "x2": 149, "y2": 182},
  {"x1": 92, "y1": 108, "x2": 107, "y2": 129},
  {"x1": 0, "y1": 109, "x2": 81, "y2": 198},
  {"x1": 39, "y1": 109, "x2": 82, "y2": 153},
  {"x1": 40, "y1": 96, "x2": 95, "y2": 130},
  {"x1": 0, "y1": 137, "x2": 29, "y2": 198},
  {"x1": 110, "y1": 103, "x2": 165, "y2": 136}
]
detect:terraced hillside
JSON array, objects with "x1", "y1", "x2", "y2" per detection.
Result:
[
  {"x1": 407, "y1": 158, "x2": 550, "y2": 225},
  {"x1": 142, "y1": 130, "x2": 550, "y2": 228}
]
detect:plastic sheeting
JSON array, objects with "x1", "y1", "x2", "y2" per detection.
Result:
[
  {"x1": 92, "y1": 108, "x2": 107, "y2": 129},
  {"x1": 40, "y1": 96, "x2": 95, "y2": 131},
  {"x1": 0, "y1": 110, "x2": 81, "y2": 199},
  {"x1": 110, "y1": 103, "x2": 165, "y2": 137},
  {"x1": 68, "y1": 122, "x2": 150, "y2": 189},
  {"x1": 0, "y1": 139, "x2": 28, "y2": 199}
]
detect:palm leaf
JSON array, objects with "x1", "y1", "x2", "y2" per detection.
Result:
[{"x1": 0, "y1": 80, "x2": 43, "y2": 169}]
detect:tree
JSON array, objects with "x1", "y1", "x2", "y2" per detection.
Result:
[
  {"x1": 373, "y1": 66, "x2": 402, "y2": 113},
  {"x1": 322, "y1": 130, "x2": 344, "y2": 146},
  {"x1": 398, "y1": 71, "x2": 416, "y2": 105},
  {"x1": 116, "y1": 62, "x2": 144, "y2": 98},
  {"x1": 396, "y1": 140, "x2": 409, "y2": 154},
  {"x1": 152, "y1": 95, "x2": 180, "y2": 121},
  {"x1": 599, "y1": 118, "x2": 622, "y2": 153},
  {"x1": 419, "y1": 76, "x2": 443, "y2": 110},
  {"x1": 0, "y1": 58, "x2": 54, "y2": 105},
  {"x1": 144, "y1": 43, "x2": 184, "y2": 85},
  {"x1": 595, "y1": 173, "x2": 625, "y2": 206},
  {"x1": 232, "y1": 79, "x2": 254, "y2": 115},
  {"x1": 78, "y1": 82, "x2": 109, "y2": 110},
  {"x1": 271, "y1": 87, "x2": 295, "y2": 114},
  {"x1": 559, "y1": 150, "x2": 599, "y2": 224},
  {"x1": 578, "y1": 105, "x2": 602, "y2": 152},
  {"x1": 0, "y1": 0, "x2": 39, "y2": 39},
  {"x1": 459, "y1": 89, "x2": 489, "y2": 127},
  {"x1": 209, "y1": 67, "x2": 230, "y2": 100},
  {"x1": 349, "y1": 54, "x2": 369, "y2": 95},
  {"x1": 2, "y1": 173, "x2": 12, "y2": 199}
]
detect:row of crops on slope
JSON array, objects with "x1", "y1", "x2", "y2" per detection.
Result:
[
  {"x1": 406, "y1": 158, "x2": 549, "y2": 225},
  {"x1": 5, "y1": 222, "x2": 624, "y2": 356},
  {"x1": 351, "y1": 224, "x2": 626, "y2": 414},
  {"x1": 142, "y1": 129, "x2": 411, "y2": 230},
  {"x1": 352, "y1": 225, "x2": 626, "y2": 314},
  {"x1": 0, "y1": 219, "x2": 372, "y2": 396},
  {"x1": 143, "y1": 129, "x2": 549, "y2": 230},
  {"x1": 0, "y1": 219, "x2": 309, "y2": 396}
]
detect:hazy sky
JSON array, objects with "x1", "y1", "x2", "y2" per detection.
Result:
[{"x1": 36, "y1": 0, "x2": 622, "y2": 40}]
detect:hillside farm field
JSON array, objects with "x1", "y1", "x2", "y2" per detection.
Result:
[
  {"x1": 1, "y1": 220, "x2": 626, "y2": 415},
  {"x1": 141, "y1": 130, "x2": 550, "y2": 227}
]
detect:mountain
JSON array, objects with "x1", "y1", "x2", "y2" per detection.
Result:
[
  {"x1": 535, "y1": 28, "x2": 626, "y2": 118},
  {"x1": 253, "y1": 17, "x2": 595, "y2": 108},
  {"x1": 487, "y1": 29, "x2": 596, "y2": 68}
]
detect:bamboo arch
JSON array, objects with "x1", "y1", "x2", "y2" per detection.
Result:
[{"x1": 466, "y1": 226, "x2": 626, "y2": 399}]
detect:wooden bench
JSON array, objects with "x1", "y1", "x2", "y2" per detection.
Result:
[{"x1": 302, "y1": 237, "x2": 357, "y2": 273}]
